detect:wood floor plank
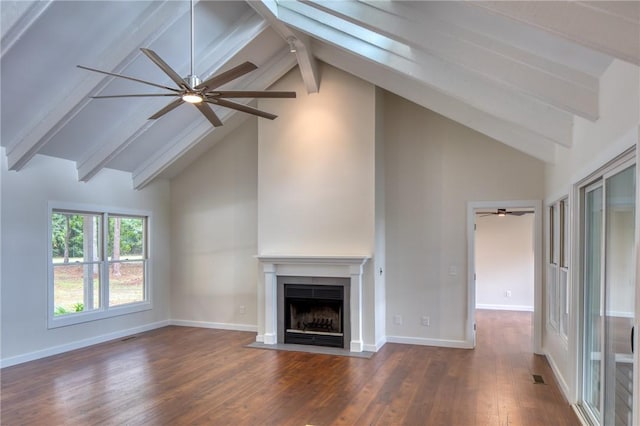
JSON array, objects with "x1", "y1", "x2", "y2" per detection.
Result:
[{"x1": 1, "y1": 311, "x2": 579, "y2": 425}]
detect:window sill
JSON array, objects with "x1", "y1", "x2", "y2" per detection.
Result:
[{"x1": 48, "y1": 302, "x2": 152, "y2": 329}]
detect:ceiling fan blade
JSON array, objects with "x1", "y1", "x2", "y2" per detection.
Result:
[
  {"x1": 149, "y1": 98, "x2": 184, "y2": 119},
  {"x1": 208, "y1": 98, "x2": 277, "y2": 120},
  {"x1": 510, "y1": 211, "x2": 534, "y2": 216},
  {"x1": 92, "y1": 93, "x2": 179, "y2": 99},
  {"x1": 207, "y1": 90, "x2": 297, "y2": 99},
  {"x1": 77, "y1": 65, "x2": 180, "y2": 93},
  {"x1": 140, "y1": 48, "x2": 189, "y2": 89},
  {"x1": 196, "y1": 62, "x2": 258, "y2": 91},
  {"x1": 194, "y1": 103, "x2": 223, "y2": 127}
]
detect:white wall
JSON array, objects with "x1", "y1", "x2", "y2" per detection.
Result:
[
  {"x1": 1, "y1": 150, "x2": 170, "y2": 365},
  {"x1": 475, "y1": 214, "x2": 534, "y2": 311},
  {"x1": 169, "y1": 120, "x2": 259, "y2": 330},
  {"x1": 543, "y1": 59, "x2": 640, "y2": 402},
  {"x1": 383, "y1": 91, "x2": 545, "y2": 346}
]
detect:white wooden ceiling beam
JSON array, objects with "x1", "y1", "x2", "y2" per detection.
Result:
[
  {"x1": 276, "y1": 5, "x2": 575, "y2": 147},
  {"x1": 1, "y1": 0, "x2": 52, "y2": 58},
  {"x1": 247, "y1": 0, "x2": 319, "y2": 93},
  {"x1": 132, "y1": 48, "x2": 297, "y2": 189},
  {"x1": 314, "y1": 41, "x2": 557, "y2": 164},
  {"x1": 301, "y1": 0, "x2": 600, "y2": 120},
  {"x1": 473, "y1": 1, "x2": 640, "y2": 66},
  {"x1": 5, "y1": 1, "x2": 179, "y2": 172},
  {"x1": 77, "y1": 11, "x2": 269, "y2": 182}
]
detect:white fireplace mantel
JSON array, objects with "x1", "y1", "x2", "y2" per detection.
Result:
[{"x1": 256, "y1": 255, "x2": 370, "y2": 352}]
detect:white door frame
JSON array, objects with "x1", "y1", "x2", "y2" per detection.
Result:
[{"x1": 467, "y1": 199, "x2": 543, "y2": 353}]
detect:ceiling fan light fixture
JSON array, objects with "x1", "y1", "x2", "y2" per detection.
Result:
[
  {"x1": 182, "y1": 92, "x2": 203, "y2": 103},
  {"x1": 497, "y1": 209, "x2": 507, "y2": 217},
  {"x1": 287, "y1": 37, "x2": 297, "y2": 53}
]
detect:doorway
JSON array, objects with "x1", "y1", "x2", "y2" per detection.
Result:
[
  {"x1": 578, "y1": 155, "x2": 636, "y2": 426},
  {"x1": 467, "y1": 200, "x2": 543, "y2": 353}
]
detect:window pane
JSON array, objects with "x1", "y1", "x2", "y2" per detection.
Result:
[
  {"x1": 549, "y1": 205, "x2": 555, "y2": 264},
  {"x1": 548, "y1": 264, "x2": 558, "y2": 328},
  {"x1": 560, "y1": 199, "x2": 569, "y2": 268},
  {"x1": 53, "y1": 264, "x2": 101, "y2": 315},
  {"x1": 560, "y1": 268, "x2": 568, "y2": 336},
  {"x1": 108, "y1": 216, "x2": 145, "y2": 260},
  {"x1": 109, "y1": 261, "x2": 145, "y2": 306},
  {"x1": 52, "y1": 212, "x2": 101, "y2": 264}
]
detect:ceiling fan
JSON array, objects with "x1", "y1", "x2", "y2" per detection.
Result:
[
  {"x1": 477, "y1": 209, "x2": 534, "y2": 217},
  {"x1": 77, "y1": 0, "x2": 296, "y2": 127}
]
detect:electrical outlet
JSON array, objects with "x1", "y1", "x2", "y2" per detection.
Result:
[
  {"x1": 505, "y1": 290, "x2": 512, "y2": 298},
  {"x1": 239, "y1": 305, "x2": 246, "y2": 314},
  {"x1": 421, "y1": 316, "x2": 430, "y2": 326},
  {"x1": 394, "y1": 314, "x2": 403, "y2": 325}
]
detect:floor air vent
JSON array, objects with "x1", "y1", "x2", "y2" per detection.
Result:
[
  {"x1": 121, "y1": 336, "x2": 137, "y2": 342},
  {"x1": 532, "y1": 374, "x2": 545, "y2": 384}
]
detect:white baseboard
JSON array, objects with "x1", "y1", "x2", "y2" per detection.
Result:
[
  {"x1": 170, "y1": 319, "x2": 257, "y2": 332},
  {"x1": 544, "y1": 351, "x2": 571, "y2": 403},
  {"x1": 386, "y1": 335, "x2": 473, "y2": 349},
  {"x1": 363, "y1": 336, "x2": 387, "y2": 352},
  {"x1": 476, "y1": 304, "x2": 534, "y2": 312},
  {"x1": 0, "y1": 320, "x2": 170, "y2": 368}
]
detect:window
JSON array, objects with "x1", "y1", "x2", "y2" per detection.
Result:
[
  {"x1": 547, "y1": 198, "x2": 569, "y2": 339},
  {"x1": 49, "y1": 204, "x2": 150, "y2": 327}
]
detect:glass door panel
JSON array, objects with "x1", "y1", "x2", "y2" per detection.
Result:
[
  {"x1": 584, "y1": 184, "x2": 603, "y2": 420},
  {"x1": 604, "y1": 165, "x2": 636, "y2": 426}
]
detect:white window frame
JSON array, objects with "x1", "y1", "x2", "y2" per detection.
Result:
[
  {"x1": 48, "y1": 202, "x2": 152, "y2": 328},
  {"x1": 547, "y1": 197, "x2": 569, "y2": 341}
]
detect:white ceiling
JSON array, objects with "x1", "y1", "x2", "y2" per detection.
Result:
[{"x1": 2, "y1": 1, "x2": 638, "y2": 189}]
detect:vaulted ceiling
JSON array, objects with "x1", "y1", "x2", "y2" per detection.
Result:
[{"x1": 2, "y1": 1, "x2": 639, "y2": 189}]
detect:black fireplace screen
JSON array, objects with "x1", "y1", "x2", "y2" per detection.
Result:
[{"x1": 284, "y1": 284, "x2": 344, "y2": 348}]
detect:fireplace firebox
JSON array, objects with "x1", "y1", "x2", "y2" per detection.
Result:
[{"x1": 284, "y1": 284, "x2": 344, "y2": 348}]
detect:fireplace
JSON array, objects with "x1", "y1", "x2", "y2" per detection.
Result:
[
  {"x1": 257, "y1": 255, "x2": 369, "y2": 352},
  {"x1": 284, "y1": 284, "x2": 344, "y2": 348}
]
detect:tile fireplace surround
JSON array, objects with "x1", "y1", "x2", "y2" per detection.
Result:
[{"x1": 256, "y1": 255, "x2": 370, "y2": 352}]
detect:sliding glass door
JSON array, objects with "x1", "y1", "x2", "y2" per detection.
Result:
[
  {"x1": 583, "y1": 182, "x2": 603, "y2": 420},
  {"x1": 581, "y1": 162, "x2": 636, "y2": 426}
]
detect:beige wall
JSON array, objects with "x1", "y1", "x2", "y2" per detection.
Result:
[
  {"x1": 258, "y1": 66, "x2": 375, "y2": 255},
  {"x1": 170, "y1": 120, "x2": 259, "y2": 329},
  {"x1": 256, "y1": 63, "x2": 378, "y2": 345},
  {"x1": 257, "y1": 65, "x2": 376, "y2": 256},
  {"x1": 383, "y1": 91, "x2": 545, "y2": 343},
  {"x1": 475, "y1": 214, "x2": 535, "y2": 310}
]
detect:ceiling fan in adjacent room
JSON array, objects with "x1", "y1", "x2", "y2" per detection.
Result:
[
  {"x1": 77, "y1": 0, "x2": 296, "y2": 128},
  {"x1": 477, "y1": 209, "x2": 534, "y2": 217}
]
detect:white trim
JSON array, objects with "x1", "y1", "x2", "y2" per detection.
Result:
[
  {"x1": 386, "y1": 335, "x2": 473, "y2": 349},
  {"x1": 0, "y1": 320, "x2": 169, "y2": 368},
  {"x1": 545, "y1": 351, "x2": 572, "y2": 402},
  {"x1": 363, "y1": 336, "x2": 387, "y2": 352},
  {"x1": 170, "y1": 320, "x2": 258, "y2": 332},
  {"x1": 256, "y1": 255, "x2": 370, "y2": 352},
  {"x1": 47, "y1": 202, "x2": 152, "y2": 329},
  {"x1": 572, "y1": 405, "x2": 593, "y2": 426},
  {"x1": 467, "y1": 199, "x2": 543, "y2": 354},
  {"x1": 476, "y1": 304, "x2": 534, "y2": 312}
]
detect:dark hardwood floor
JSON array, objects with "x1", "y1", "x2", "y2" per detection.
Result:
[{"x1": 1, "y1": 310, "x2": 579, "y2": 425}]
